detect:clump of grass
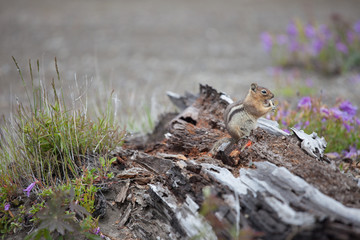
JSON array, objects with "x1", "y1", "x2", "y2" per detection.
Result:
[
  {"x1": 272, "y1": 96, "x2": 360, "y2": 156},
  {"x1": 0, "y1": 58, "x2": 125, "y2": 237},
  {"x1": 261, "y1": 16, "x2": 360, "y2": 74},
  {"x1": 123, "y1": 103, "x2": 155, "y2": 133},
  {"x1": 0, "y1": 58, "x2": 125, "y2": 188}
]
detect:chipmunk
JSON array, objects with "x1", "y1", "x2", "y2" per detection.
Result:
[
  {"x1": 210, "y1": 83, "x2": 275, "y2": 156},
  {"x1": 224, "y1": 83, "x2": 275, "y2": 142}
]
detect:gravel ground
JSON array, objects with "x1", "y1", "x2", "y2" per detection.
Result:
[{"x1": 1, "y1": 0, "x2": 360, "y2": 129}]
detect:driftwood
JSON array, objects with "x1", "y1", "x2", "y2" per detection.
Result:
[{"x1": 100, "y1": 85, "x2": 360, "y2": 240}]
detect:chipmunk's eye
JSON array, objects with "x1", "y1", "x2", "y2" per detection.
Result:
[{"x1": 261, "y1": 89, "x2": 267, "y2": 95}]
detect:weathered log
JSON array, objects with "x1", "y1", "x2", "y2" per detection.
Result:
[
  {"x1": 101, "y1": 84, "x2": 360, "y2": 240},
  {"x1": 291, "y1": 127, "x2": 327, "y2": 159}
]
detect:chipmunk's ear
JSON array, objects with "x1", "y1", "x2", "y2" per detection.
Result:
[{"x1": 251, "y1": 83, "x2": 257, "y2": 92}]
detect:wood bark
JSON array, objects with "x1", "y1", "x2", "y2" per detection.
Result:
[{"x1": 100, "y1": 85, "x2": 360, "y2": 240}]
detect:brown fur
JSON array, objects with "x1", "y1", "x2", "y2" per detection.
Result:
[
  {"x1": 224, "y1": 83, "x2": 274, "y2": 141},
  {"x1": 243, "y1": 83, "x2": 274, "y2": 118}
]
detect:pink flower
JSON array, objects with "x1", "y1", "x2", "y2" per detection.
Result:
[
  {"x1": 305, "y1": 24, "x2": 316, "y2": 39},
  {"x1": 23, "y1": 182, "x2": 36, "y2": 197},
  {"x1": 297, "y1": 96, "x2": 312, "y2": 109},
  {"x1": 303, "y1": 120, "x2": 310, "y2": 128},
  {"x1": 336, "y1": 42, "x2": 348, "y2": 54},
  {"x1": 4, "y1": 203, "x2": 10, "y2": 211},
  {"x1": 339, "y1": 100, "x2": 357, "y2": 117},
  {"x1": 92, "y1": 227, "x2": 101, "y2": 235},
  {"x1": 320, "y1": 107, "x2": 330, "y2": 116},
  {"x1": 343, "y1": 122, "x2": 353, "y2": 132},
  {"x1": 330, "y1": 107, "x2": 352, "y2": 122},
  {"x1": 355, "y1": 118, "x2": 360, "y2": 125},
  {"x1": 294, "y1": 121, "x2": 302, "y2": 130},
  {"x1": 319, "y1": 24, "x2": 332, "y2": 40},
  {"x1": 344, "y1": 145, "x2": 359, "y2": 159},
  {"x1": 261, "y1": 32, "x2": 273, "y2": 53},
  {"x1": 311, "y1": 38, "x2": 324, "y2": 56},
  {"x1": 289, "y1": 40, "x2": 301, "y2": 52},
  {"x1": 287, "y1": 21, "x2": 298, "y2": 38},
  {"x1": 353, "y1": 20, "x2": 360, "y2": 34},
  {"x1": 276, "y1": 109, "x2": 290, "y2": 121},
  {"x1": 347, "y1": 31, "x2": 355, "y2": 44},
  {"x1": 283, "y1": 129, "x2": 291, "y2": 134}
]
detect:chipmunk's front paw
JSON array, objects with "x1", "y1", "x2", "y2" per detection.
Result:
[
  {"x1": 263, "y1": 99, "x2": 276, "y2": 111},
  {"x1": 269, "y1": 99, "x2": 276, "y2": 112}
]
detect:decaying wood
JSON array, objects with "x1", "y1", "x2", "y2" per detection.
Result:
[
  {"x1": 99, "y1": 84, "x2": 360, "y2": 240},
  {"x1": 291, "y1": 127, "x2": 327, "y2": 159},
  {"x1": 115, "y1": 180, "x2": 130, "y2": 204}
]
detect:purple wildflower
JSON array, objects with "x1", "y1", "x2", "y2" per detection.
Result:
[
  {"x1": 4, "y1": 203, "x2": 10, "y2": 211},
  {"x1": 353, "y1": 20, "x2": 360, "y2": 34},
  {"x1": 339, "y1": 100, "x2": 357, "y2": 117},
  {"x1": 347, "y1": 31, "x2": 355, "y2": 44},
  {"x1": 305, "y1": 24, "x2": 316, "y2": 39},
  {"x1": 95, "y1": 227, "x2": 100, "y2": 235},
  {"x1": 276, "y1": 109, "x2": 289, "y2": 121},
  {"x1": 330, "y1": 106, "x2": 353, "y2": 122},
  {"x1": 330, "y1": 107, "x2": 344, "y2": 120},
  {"x1": 320, "y1": 107, "x2": 330, "y2": 116},
  {"x1": 294, "y1": 121, "x2": 302, "y2": 130},
  {"x1": 260, "y1": 32, "x2": 273, "y2": 53},
  {"x1": 303, "y1": 120, "x2": 310, "y2": 128},
  {"x1": 288, "y1": 40, "x2": 301, "y2": 52},
  {"x1": 344, "y1": 145, "x2": 359, "y2": 159},
  {"x1": 297, "y1": 96, "x2": 312, "y2": 109},
  {"x1": 319, "y1": 24, "x2": 332, "y2": 40},
  {"x1": 277, "y1": 34, "x2": 288, "y2": 45},
  {"x1": 23, "y1": 182, "x2": 36, "y2": 197},
  {"x1": 283, "y1": 129, "x2": 291, "y2": 134},
  {"x1": 311, "y1": 38, "x2": 324, "y2": 56},
  {"x1": 336, "y1": 42, "x2": 348, "y2": 54},
  {"x1": 283, "y1": 110, "x2": 290, "y2": 117},
  {"x1": 356, "y1": 117, "x2": 360, "y2": 125},
  {"x1": 343, "y1": 122, "x2": 353, "y2": 132},
  {"x1": 287, "y1": 21, "x2": 298, "y2": 38}
]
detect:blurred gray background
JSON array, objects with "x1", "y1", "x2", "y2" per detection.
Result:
[{"x1": 1, "y1": 0, "x2": 359, "y2": 130}]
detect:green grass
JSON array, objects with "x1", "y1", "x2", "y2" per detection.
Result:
[
  {"x1": 0, "y1": 58, "x2": 126, "y2": 238},
  {"x1": 122, "y1": 103, "x2": 156, "y2": 133},
  {"x1": 0, "y1": 58, "x2": 125, "y2": 187}
]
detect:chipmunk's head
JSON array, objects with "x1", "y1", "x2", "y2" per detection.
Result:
[{"x1": 249, "y1": 83, "x2": 274, "y2": 108}]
